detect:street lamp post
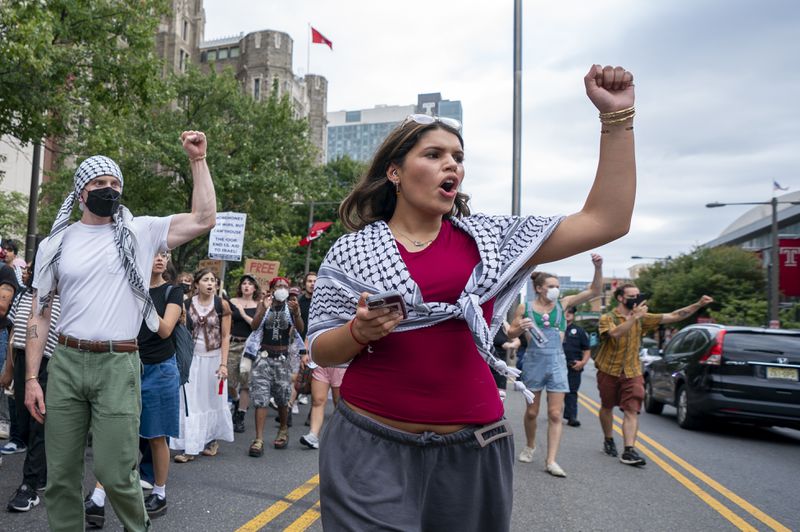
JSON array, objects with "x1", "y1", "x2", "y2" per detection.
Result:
[{"x1": 706, "y1": 198, "x2": 800, "y2": 326}]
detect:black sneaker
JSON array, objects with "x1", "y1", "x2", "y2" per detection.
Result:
[
  {"x1": 620, "y1": 447, "x2": 647, "y2": 466},
  {"x1": 144, "y1": 493, "x2": 167, "y2": 518},
  {"x1": 84, "y1": 494, "x2": 105, "y2": 528},
  {"x1": 603, "y1": 438, "x2": 618, "y2": 457},
  {"x1": 233, "y1": 410, "x2": 246, "y2": 433},
  {"x1": 567, "y1": 418, "x2": 581, "y2": 427},
  {"x1": 7, "y1": 484, "x2": 40, "y2": 512}
]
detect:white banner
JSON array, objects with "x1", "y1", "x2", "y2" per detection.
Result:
[{"x1": 208, "y1": 212, "x2": 247, "y2": 262}]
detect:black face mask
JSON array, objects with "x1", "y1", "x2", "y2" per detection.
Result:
[
  {"x1": 181, "y1": 283, "x2": 192, "y2": 294},
  {"x1": 85, "y1": 187, "x2": 121, "y2": 217},
  {"x1": 623, "y1": 294, "x2": 645, "y2": 310}
]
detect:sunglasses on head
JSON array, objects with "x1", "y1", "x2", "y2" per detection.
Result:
[{"x1": 404, "y1": 114, "x2": 462, "y2": 132}]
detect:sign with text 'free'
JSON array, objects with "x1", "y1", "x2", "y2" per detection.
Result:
[
  {"x1": 244, "y1": 259, "x2": 281, "y2": 289},
  {"x1": 208, "y1": 212, "x2": 246, "y2": 262}
]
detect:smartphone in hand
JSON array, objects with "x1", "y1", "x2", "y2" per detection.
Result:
[{"x1": 366, "y1": 291, "x2": 408, "y2": 320}]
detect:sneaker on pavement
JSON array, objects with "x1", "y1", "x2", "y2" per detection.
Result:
[
  {"x1": 84, "y1": 494, "x2": 105, "y2": 528},
  {"x1": 7, "y1": 484, "x2": 40, "y2": 512},
  {"x1": 291, "y1": 403, "x2": 300, "y2": 414},
  {"x1": 567, "y1": 418, "x2": 581, "y2": 427},
  {"x1": 620, "y1": 447, "x2": 647, "y2": 466},
  {"x1": 299, "y1": 432, "x2": 319, "y2": 449},
  {"x1": 144, "y1": 493, "x2": 167, "y2": 518},
  {"x1": 518, "y1": 446, "x2": 535, "y2": 463},
  {"x1": 297, "y1": 394, "x2": 309, "y2": 405},
  {"x1": 603, "y1": 438, "x2": 618, "y2": 457},
  {"x1": 1, "y1": 441, "x2": 27, "y2": 455},
  {"x1": 546, "y1": 462, "x2": 567, "y2": 478}
]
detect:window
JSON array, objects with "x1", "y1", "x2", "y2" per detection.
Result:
[
  {"x1": 345, "y1": 111, "x2": 361, "y2": 123},
  {"x1": 253, "y1": 78, "x2": 261, "y2": 101},
  {"x1": 182, "y1": 20, "x2": 188, "y2": 41},
  {"x1": 179, "y1": 50, "x2": 185, "y2": 72},
  {"x1": 200, "y1": 51, "x2": 207, "y2": 63},
  {"x1": 663, "y1": 332, "x2": 690, "y2": 357},
  {"x1": 230, "y1": 46, "x2": 240, "y2": 58},
  {"x1": 218, "y1": 48, "x2": 228, "y2": 60},
  {"x1": 207, "y1": 49, "x2": 217, "y2": 62}
]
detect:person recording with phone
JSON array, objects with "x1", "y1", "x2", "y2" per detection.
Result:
[
  {"x1": 595, "y1": 284, "x2": 713, "y2": 467},
  {"x1": 308, "y1": 65, "x2": 638, "y2": 530}
]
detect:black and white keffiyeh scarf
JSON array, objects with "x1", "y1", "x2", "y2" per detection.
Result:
[
  {"x1": 308, "y1": 213, "x2": 564, "y2": 404},
  {"x1": 35, "y1": 155, "x2": 160, "y2": 332}
]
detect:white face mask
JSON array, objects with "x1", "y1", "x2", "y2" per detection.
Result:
[
  {"x1": 545, "y1": 287, "x2": 560, "y2": 302},
  {"x1": 273, "y1": 288, "x2": 289, "y2": 302}
]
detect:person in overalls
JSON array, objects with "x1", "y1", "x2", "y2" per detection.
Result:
[{"x1": 508, "y1": 254, "x2": 603, "y2": 477}]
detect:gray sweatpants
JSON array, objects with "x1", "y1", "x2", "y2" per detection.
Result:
[{"x1": 319, "y1": 402, "x2": 514, "y2": 532}]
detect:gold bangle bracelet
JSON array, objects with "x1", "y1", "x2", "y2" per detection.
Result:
[
  {"x1": 599, "y1": 106, "x2": 635, "y2": 119},
  {"x1": 25, "y1": 375, "x2": 38, "y2": 381},
  {"x1": 190, "y1": 154, "x2": 207, "y2": 162}
]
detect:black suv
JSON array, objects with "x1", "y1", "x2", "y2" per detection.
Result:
[{"x1": 643, "y1": 324, "x2": 800, "y2": 430}]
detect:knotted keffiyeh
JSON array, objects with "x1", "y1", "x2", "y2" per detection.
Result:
[
  {"x1": 35, "y1": 155, "x2": 160, "y2": 332},
  {"x1": 308, "y1": 214, "x2": 564, "y2": 404}
]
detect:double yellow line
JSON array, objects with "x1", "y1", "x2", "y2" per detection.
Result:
[
  {"x1": 235, "y1": 474, "x2": 321, "y2": 532},
  {"x1": 577, "y1": 393, "x2": 791, "y2": 532}
]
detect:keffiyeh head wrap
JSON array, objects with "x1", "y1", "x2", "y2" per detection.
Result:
[
  {"x1": 308, "y1": 214, "x2": 564, "y2": 404},
  {"x1": 36, "y1": 155, "x2": 160, "y2": 332}
]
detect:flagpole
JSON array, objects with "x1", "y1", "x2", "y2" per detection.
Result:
[{"x1": 307, "y1": 23, "x2": 311, "y2": 75}]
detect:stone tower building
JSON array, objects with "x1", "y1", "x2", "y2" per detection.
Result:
[{"x1": 156, "y1": 1, "x2": 328, "y2": 160}]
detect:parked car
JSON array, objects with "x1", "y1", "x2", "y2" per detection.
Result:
[{"x1": 642, "y1": 324, "x2": 800, "y2": 430}]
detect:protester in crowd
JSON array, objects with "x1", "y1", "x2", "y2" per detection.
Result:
[
  {"x1": 286, "y1": 286, "x2": 306, "y2": 417},
  {"x1": 0, "y1": 263, "x2": 20, "y2": 464},
  {"x1": 297, "y1": 272, "x2": 316, "y2": 341},
  {"x1": 176, "y1": 271, "x2": 194, "y2": 301},
  {"x1": 508, "y1": 253, "x2": 602, "y2": 477},
  {"x1": 246, "y1": 277, "x2": 303, "y2": 457},
  {"x1": 171, "y1": 268, "x2": 234, "y2": 462},
  {"x1": 2, "y1": 262, "x2": 60, "y2": 513},
  {"x1": 595, "y1": 284, "x2": 713, "y2": 466},
  {"x1": 24, "y1": 131, "x2": 216, "y2": 532},
  {"x1": 84, "y1": 250, "x2": 184, "y2": 524},
  {"x1": 227, "y1": 274, "x2": 260, "y2": 433},
  {"x1": 562, "y1": 306, "x2": 592, "y2": 427},
  {"x1": 2, "y1": 240, "x2": 26, "y2": 288},
  {"x1": 308, "y1": 65, "x2": 637, "y2": 530}
]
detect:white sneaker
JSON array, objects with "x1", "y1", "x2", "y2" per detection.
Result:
[
  {"x1": 291, "y1": 403, "x2": 300, "y2": 415},
  {"x1": 0, "y1": 422, "x2": 9, "y2": 440},
  {"x1": 518, "y1": 446, "x2": 535, "y2": 463},
  {"x1": 297, "y1": 395, "x2": 309, "y2": 405},
  {"x1": 299, "y1": 432, "x2": 319, "y2": 449},
  {"x1": 546, "y1": 462, "x2": 566, "y2": 477},
  {"x1": 140, "y1": 479, "x2": 154, "y2": 490}
]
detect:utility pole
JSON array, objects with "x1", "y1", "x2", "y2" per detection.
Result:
[{"x1": 511, "y1": 0, "x2": 522, "y2": 217}]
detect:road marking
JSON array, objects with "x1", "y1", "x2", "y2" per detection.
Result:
[
  {"x1": 235, "y1": 475, "x2": 319, "y2": 532},
  {"x1": 284, "y1": 500, "x2": 322, "y2": 531},
  {"x1": 578, "y1": 393, "x2": 790, "y2": 532}
]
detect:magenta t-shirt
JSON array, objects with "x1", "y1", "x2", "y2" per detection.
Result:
[{"x1": 340, "y1": 219, "x2": 503, "y2": 425}]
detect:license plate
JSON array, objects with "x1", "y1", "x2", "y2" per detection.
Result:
[{"x1": 766, "y1": 367, "x2": 798, "y2": 381}]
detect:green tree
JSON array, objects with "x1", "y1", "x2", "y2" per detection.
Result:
[
  {"x1": 0, "y1": 0, "x2": 170, "y2": 144},
  {"x1": 0, "y1": 188, "x2": 29, "y2": 241},
  {"x1": 39, "y1": 67, "x2": 326, "y2": 277},
  {"x1": 636, "y1": 246, "x2": 766, "y2": 325}
]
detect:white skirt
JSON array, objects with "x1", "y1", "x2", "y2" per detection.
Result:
[{"x1": 170, "y1": 349, "x2": 234, "y2": 455}]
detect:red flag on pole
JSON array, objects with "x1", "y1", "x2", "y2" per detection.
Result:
[
  {"x1": 299, "y1": 221, "x2": 333, "y2": 246},
  {"x1": 311, "y1": 27, "x2": 333, "y2": 50}
]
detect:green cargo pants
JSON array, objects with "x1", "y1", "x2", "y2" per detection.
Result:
[{"x1": 44, "y1": 344, "x2": 150, "y2": 532}]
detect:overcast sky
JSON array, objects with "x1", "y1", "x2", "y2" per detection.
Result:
[{"x1": 203, "y1": 0, "x2": 800, "y2": 282}]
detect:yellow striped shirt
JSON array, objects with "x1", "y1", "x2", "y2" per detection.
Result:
[{"x1": 595, "y1": 310, "x2": 662, "y2": 377}]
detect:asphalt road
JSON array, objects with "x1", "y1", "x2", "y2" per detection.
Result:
[{"x1": 2, "y1": 364, "x2": 798, "y2": 531}]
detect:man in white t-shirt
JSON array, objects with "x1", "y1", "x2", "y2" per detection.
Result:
[{"x1": 24, "y1": 131, "x2": 216, "y2": 532}]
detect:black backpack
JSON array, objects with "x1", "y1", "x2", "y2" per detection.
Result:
[{"x1": 164, "y1": 285, "x2": 195, "y2": 386}]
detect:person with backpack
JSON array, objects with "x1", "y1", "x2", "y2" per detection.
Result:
[
  {"x1": 170, "y1": 268, "x2": 233, "y2": 462},
  {"x1": 84, "y1": 250, "x2": 184, "y2": 525},
  {"x1": 245, "y1": 277, "x2": 303, "y2": 457}
]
